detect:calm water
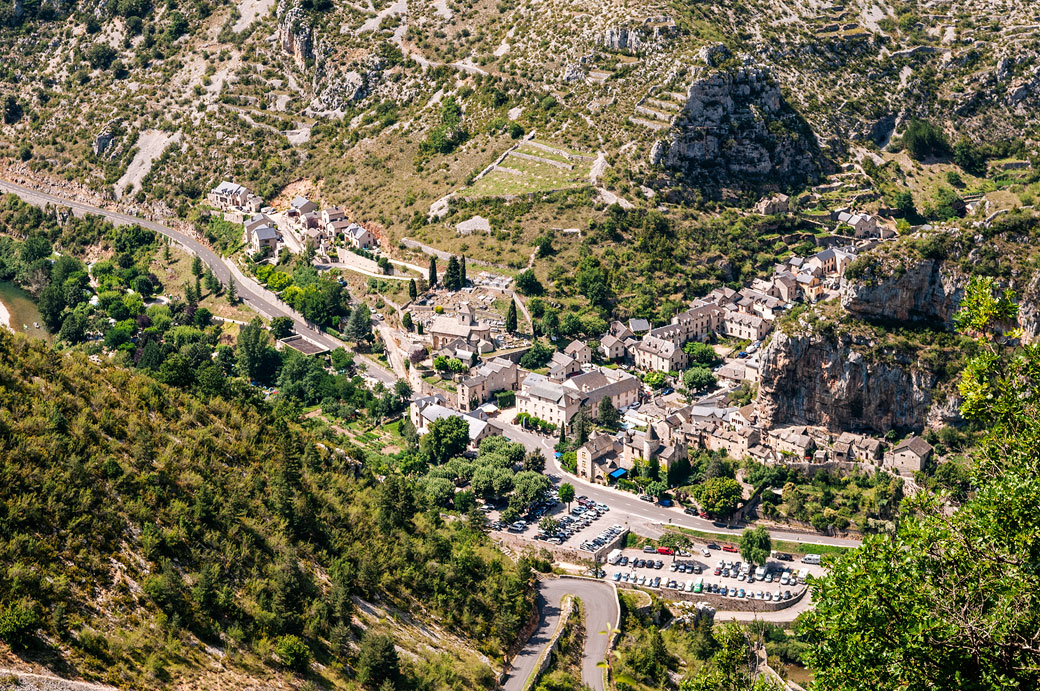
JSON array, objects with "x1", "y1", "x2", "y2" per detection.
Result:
[{"x1": 0, "y1": 281, "x2": 51, "y2": 342}]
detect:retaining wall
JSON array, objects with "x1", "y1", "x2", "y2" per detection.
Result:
[{"x1": 615, "y1": 581, "x2": 807, "y2": 612}]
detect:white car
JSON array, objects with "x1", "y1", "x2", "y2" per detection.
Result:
[{"x1": 701, "y1": 547, "x2": 711, "y2": 557}]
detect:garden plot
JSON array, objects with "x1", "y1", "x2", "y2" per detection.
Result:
[{"x1": 461, "y1": 140, "x2": 595, "y2": 198}]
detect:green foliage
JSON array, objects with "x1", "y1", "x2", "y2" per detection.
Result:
[
  {"x1": 901, "y1": 119, "x2": 950, "y2": 161},
  {"x1": 799, "y1": 277, "x2": 1040, "y2": 689},
  {"x1": 738, "y1": 526, "x2": 771, "y2": 565},
  {"x1": 420, "y1": 415, "x2": 470, "y2": 465},
  {"x1": 0, "y1": 600, "x2": 38, "y2": 648},
  {"x1": 514, "y1": 270, "x2": 543, "y2": 296},
  {"x1": 356, "y1": 631, "x2": 401, "y2": 688},
  {"x1": 683, "y1": 366, "x2": 716, "y2": 391},
  {"x1": 694, "y1": 477, "x2": 743, "y2": 517},
  {"x1": 275, "y1": 634, "x2": 310, "y2": 671},
  {"x1": 558, "y1": 482, "x2": 575, "y2": 508},
  {"x1": 520, "y1": 341, "x2": 554, "y2": 369}
]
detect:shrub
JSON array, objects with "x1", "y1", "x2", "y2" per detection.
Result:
[
  {"x1": 275, "y1": 634, "x2": 310, "y2": 671},
  {"x1": 902, "y1": 119, "x2": 950, "y2": 161},
  {"x1": 0, "y1": 601, "x2": 38, "y2": 647}
]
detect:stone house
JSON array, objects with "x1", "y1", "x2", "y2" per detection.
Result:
[
  {"x1": 288, "y1": 195, "x2": 318, "y2": 219},
  {"x1": 620, "y1": 422, "x2": 687, "y2": 475},
  {"x1": 344, "y1": 223, "x2": 376, "y2": 250},
  {"x1": 516, "y1": 373, "x2": 583, "y2": 428},
  {"x1": 753, "y1": 193, "x2": 789, "y2": 215},
  {"x1": 548, "y1": 352, "x2": 581, "y2": 380},
  {"x1": 457, "y1": 357, "x2": 519, "y2": 411},
  {"x1": 577, "y1": 433, "x2": 622, "y2": 482},
  {"x1": 564, "y1": 339, "x2": 592, "y2": 365},
  {"x1": 599, "y1": 333, "x2": 627, "y2": 361},
  {"x1": 769, "y1": 425, "x2": 816, "y2": 460},
  {"x1": 322, "y1": 207, "x2": 346, "y2": 227},
  {"x1": 208, "y1": 181, "x2": 263, "y2": 212},
  {"x1": 562, "y1": 367, "x2": 640, "y2": 416},
  {"x1": 410, "y1": 396, "x2": 494, "y2": 447},
  {"x1": 885, "y1": 436, "x2": 933, "y2": 474}
]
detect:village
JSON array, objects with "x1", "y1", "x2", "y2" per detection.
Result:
[{"x1": 206, "y1": 179, "x2": 935, "y2": 520}]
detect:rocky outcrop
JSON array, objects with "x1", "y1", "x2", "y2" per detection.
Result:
[
  {"x1": 840, "y1": 257, "x2": 966, "y2": 327},
  {"x1": 756, "y1": 330, "x2": 941, "y2": 433},
  {"x1": 276, "y1": 0, "x2": 314, "y2": 69},
  {"x1": 313, "y1": 53, "x2": 385, "y2": 110},
  {"x1": 651, "y1": 66, "x2": 822, "y2": 187},
  {"x1": 92, "y1": 118, "x2": 123, "y2": 157},
  {"x1": 601, "y1": 18, "x2": 676, "y2": 53}
]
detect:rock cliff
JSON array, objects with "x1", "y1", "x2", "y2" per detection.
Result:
[
  {"x1": 756, "y1": 329, "x2": 941, "y2": 434},
  {"x1": 650, "y1": 66, "x2": 823, "y2": 189},
  {"x1": 840, "y1": 257, "x2": 966, "y2": 327},
  {"x1": 276, "y1": 0, "x2": 314, "y2": 70}
]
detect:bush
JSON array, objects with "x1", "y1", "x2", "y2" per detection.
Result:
[
  {"x1": 0, "y1": 601, "x2": 38, "y2": 647},
  {"x1": 902, "y1": 119, "x2": 949, "y2": 161},
  {"x1": 275, "y1": 634, "x2": 310, "y2": 671}
]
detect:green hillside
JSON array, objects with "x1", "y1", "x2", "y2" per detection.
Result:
[{"x1": 0, "y1": 329, "x2": 532, "y2": 689}]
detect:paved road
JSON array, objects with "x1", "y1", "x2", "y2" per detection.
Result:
[
  {"x1": 494, "y1": 419, "x2": 861, "y2": 549},
  {"x1": 0, "y1": 178, "x2": 401, "y2": 386},
  {"x1": 502, "y1": 578, "x2": 618, "y2": 691}
]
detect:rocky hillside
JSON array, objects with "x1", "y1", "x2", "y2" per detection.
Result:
[{"x1": 757, "y1": 217, "x2": 1040, "y2": 433}]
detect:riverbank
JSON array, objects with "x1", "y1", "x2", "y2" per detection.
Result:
[{"x1": 0, "y1": 281, "x2": 50, "y2": 341}]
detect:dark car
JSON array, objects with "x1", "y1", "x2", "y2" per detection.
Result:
[
  {"x1": 774, "y1": 552, "x2": 793, "y2": 561},
  {"x1": 713, "y1": 521, "x2": 728, "y2": 529},
  {"x1": 684, "y1": 507, "x2": 698, "y2": 516},
  {"x1": 707, "y1": 543, "x2": 721, "y2": 550}
]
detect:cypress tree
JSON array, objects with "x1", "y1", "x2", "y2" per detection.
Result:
[
  {"x1": 429, "y1": 257, "x2": 437, "y2": 286},
  {"x1": 506, "y1": 299, "x2": 518, "y2": 333},
  {"x1": 445, "y1": 257, "x2": 461, "y2": 291},
  {"x1": 461, "y1": 255, "x2": 467, "y2": 285},
  {"x1": 408, "y1": 278, "x2": 417, "y2": 300}
]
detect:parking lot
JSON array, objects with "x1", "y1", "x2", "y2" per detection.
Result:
[
  {"x1": 488, "y1": 494, "x2": 624, "y2": 553},
  {"x1": 603, "y1": 546, "x2": 823, "y2": 604}
]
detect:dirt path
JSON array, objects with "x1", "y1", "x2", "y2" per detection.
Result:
[{"x1": 0, "y1": 668, "x2": 118, "y2": 691}]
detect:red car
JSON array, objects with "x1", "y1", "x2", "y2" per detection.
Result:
[
  {"x1": 721, "y1": 544, "x2": 739, "y2": 553},
  {"x1": 698, "y1": 511, "x2": 710, "y2": 519},
  {"x1": 657, "y1": 547, "x2": 674, "y2": 556}
]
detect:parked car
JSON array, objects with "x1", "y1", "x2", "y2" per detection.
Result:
[
  {"x1": 707, "y1": 543, "x2": 721, "y2": 550},
  {"x1": 657, "y1": 547, "x2": 674, "y2": 556},
  {"x1": 683, "y1": 507, "x2": 698, "y2": 516},
  {"x1": 722, "y1": 544, "x2": 739, "y2": 553},
  {"x1": 642, "y1": 545, "x2": 656, "y2": 554}
]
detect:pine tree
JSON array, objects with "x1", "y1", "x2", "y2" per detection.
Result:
[
  {"x1": 402, "y1": 311, "x2": 413, "y2": 331},
  {"x1": 205, "y1": 269, "x2": 220, "y2": 294},
  {"x1": 428, "y1": 257, "x2": 437, "y2": 286},
  {"x1": 444, "y1": 257, "x2": 461, "y2": 291},
  {"x1": 461, "y1": 255, "x2": 467, "y2": 285},
  {"x1": 408, "y1": 278, "x2": 417, "y2": 300},
  {"x1": 506, "y1": 299, "x2": 518, "y2": 333},
  {"x1": 185, "y1": 281, "x2": 198, "y2": 306},
  {"x1": 226, "y1": 279, "x2": 238, "y2": 304},
  {"x1": 191, "y1": 255, "x2": 204, "y2": 278}
]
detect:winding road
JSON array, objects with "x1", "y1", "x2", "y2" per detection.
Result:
[
  {"x1": 0, "y1": 178, "x2": 402, "y2": 384},
  {"x1": 503, "y1": 578, "x2": 618, "y2": 691}
]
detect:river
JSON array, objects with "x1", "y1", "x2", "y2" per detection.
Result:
[{"x1": 0, "y1": 281, "x2": 51, "y2": 342}]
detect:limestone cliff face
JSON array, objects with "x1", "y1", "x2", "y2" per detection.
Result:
[
  {"x1": 840, "y1": 253, "x2": 1040, "y2": 341},
  {"x1": 276, "y1": 0, "x2": 314, "y2": 70},
  {"x1": 840, "y1": 257, "x2": 967, "y2": 327},
  {"x1": 756, "y1": 330, "x2": 939, "y2": 434},
  {"x1": 651, "y1": 66, "x2": 822, "y2": 187}
]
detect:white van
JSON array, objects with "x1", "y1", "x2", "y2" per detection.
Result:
[
  {"x1": 798, "y1": 568, "x2": 810, "y2": 584},
  {"x1": 802, "y1": 553, "x2": 821, "y2": 565},
  {"x1": 607, "y1": 548, "x2": 623, "y2": 565},
  {"x1": 754, "y1": 565, "x2": 767, "y2": 580},
  {"x1": 685, "y1": 580, "x2": 695, "y2": 592}
]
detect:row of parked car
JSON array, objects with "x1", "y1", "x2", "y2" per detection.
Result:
[
  {"x1": 579, "y1": 523, "x2": 625, "y2": 552},
  {"x1": 713, "y1": 560, "x2": 800, "y2": 586},
  {"x1": 612, "y1": 572, "x2": 794, "y2": 602}
]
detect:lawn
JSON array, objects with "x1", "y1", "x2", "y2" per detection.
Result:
[{"x1": 150, "y1": 243, "x2": 257, "y2": 324}]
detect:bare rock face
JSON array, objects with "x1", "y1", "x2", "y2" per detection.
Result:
[
  {"x1": 313, "y1": 53, "x2": 385, "y2": 111},
  {"x1": 840, "y1": 257, "x2": 966, "y2": 327},
  {"x1": 756, "y1": 330, "x2": 939, "y2": 433},
  {"x1": 652, "y1": 66, "x2": 822, "y2": 187},
  {"x1": 277, "y1": 0, "x2": 314, "y2": 70}
]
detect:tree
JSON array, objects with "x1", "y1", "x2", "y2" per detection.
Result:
[
  {"x1": 894, "y1": 190, "x2": 916, "y2": 218},
  {"x1": 683, "y1": 366, "x2": 716, "y2": 392},
  {"x1": 695, "y1": 477, "x2": 743, "y2": 518},
  {"x1": 402, "y1": 311, "x2": 413, "y2": 331},
  {"x1": 270, "y1": 316, "x2": 294, "y2": 339},
  {"x1": 646, "y1": 480, "x2": 668, "y2": 498},
  {"x1": 571, "y1": 405, "x2": 591, "y2": 446},
  {"x1": 506, "y1": 299, "x2": 518, "y2": 333},
  {"x1": 460, "y1": 255, "x2": 467, "y2": 285},
  {"x1": 345, "y1": 303, "x2": 372, "y2": 343},
  {"x1": 356, "y1": 631, "x2": 400, "y2": 688},
  {"x1": 0, "y1": 601, "x2": 38, "y2": 648},
  {"x1": 799, "y1": 276, "x2": 1040, "y2": 690},
  {"x1": 428, "y1": 257, "x2": 437, "y2": 286},
  {"x1": 902, "y1": 119, "x2": 950, "y2": 161},
  {"x1": 739, "y1": 526, "x2": 771, "y2": 566},
  {"x1": 558, "y1": 483, "x2": 575, "y2": 511},
  {"x1": 2, "y1": 95, "x2": 22, "y2": 125},
  {"x1": 514, "y1": 269, "x2": 543, "y2": 296},
  {"x1": 408, "y1": 278, "x2": 417, "y2": 300},
  {"x1": 658, "y1": 532, "x2": 691, "y2": 560},
  {"x1": 597, "y1": 396, "x2": 621, "y2": 430},
  {"x1": 444, "y1": 256, "x2": 462, "y2": 291},
  {"x1": 511, "y1": 471, "x2": 552, "y2": 513},
  {"x1": 37, "y1": 284, "x2": 66, "y2": 331},
  {"x1": 420, "y1": 415, "x2": 469, "y2": 465},
  {"x1": 236, "y1": 317, "x2": 273, "y2": 382},
  {"x1": 275, "y1": 634, "x2": 310, "y2": 671},
  {"x1": 539, "y1": 516, "x2": 559, "y2": 534},
  {"x1": 953, "y1": 137, "x2": 986, "y2": 176},
  {"x1": 522, "y1": 451, "x2": 545, "y2": 473},
  {"x1": 87, "y1": 43, "x2": 117, "y2": 69},
  {"x1": 204, "y1": 268, "x2": 220, "y2": 294},
  {"x1": 682, "y1": 341, "x2": 718, "y2": 365},
  {"x1": 226, "y1": 278, "x2": 238, "y2": 304},
  {"x1": 191, "y1": 255, "x2": 204, "y2": 278}
]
